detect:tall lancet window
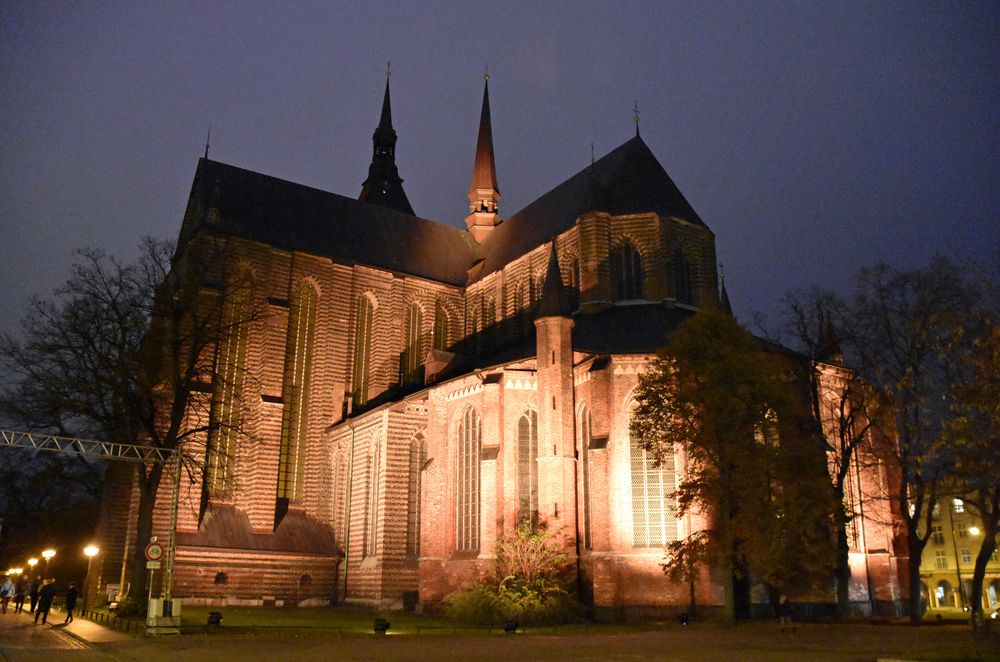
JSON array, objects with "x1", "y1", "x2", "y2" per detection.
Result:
[
  {"x1": 517, "y1": 282, "x2": 530, "y2": 334},
  {"x1": 674, "y1": 247, "x2": 695, "y2": 305},
  {"x1": 456, "y1": 407, "x2": 481, "y2": 552},
  {"x1": 406, "y1": 435, "x2": 427, "y2": 557},
  {"x1": 433, "y1": 303, "x2": 449, "y2": 351},
  {"x1": 207, "y1": 272, "x2": 251, "y2": 494},
  {"x1": 365, "y1": 434, "x2": 382, "y2": 558},
  {"x1": 517, "y1": 410, "x2": 539, "y2": 529},
  {"x1": 613, "y1": 240, "x2": 645, "y2": 301},
  {"x1": 629, "y1": 419, "x2": 678, "y2": 547},
  {"x1": 578, "y1": 405, "x2": 593, "y2": 549},
  {"x1": 402, "y1": 302, "x2": 423, "y2": 385},
  {"x1": 352, "y1": 295, "x2": 374, "y2": 406},
  {"x1": 277, "y1": 281, "x2": 317, "y2": 500}
]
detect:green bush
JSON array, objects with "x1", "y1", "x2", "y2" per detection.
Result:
[{"x1": 443, "y1": 524, "x2": 583, "y2": 626}]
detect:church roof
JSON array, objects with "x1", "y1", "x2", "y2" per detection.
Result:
[
  {"x1": 471, "y1": 136, "x2": 707, "y2": 282},
  {"x1": 192, "y1": 158, "x2": 475, "y2": 285}
]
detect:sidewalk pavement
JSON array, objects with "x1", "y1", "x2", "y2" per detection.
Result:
[{"x1": 0, "y1": 607, "x2": 132, "y2": 645}]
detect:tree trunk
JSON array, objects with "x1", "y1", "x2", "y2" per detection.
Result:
[
  {"x1": 126, "y1": 464, "x2": 162, "y2": 606},
  {"x1": 907, "y1": 529, "x2": 927, "y2": 623},
  {"x1": 969, "y1": 518, "x2": 998, "y2": 631},
  {"x1": 833, "y1": 502, "x2": 852, "y2": 618}
]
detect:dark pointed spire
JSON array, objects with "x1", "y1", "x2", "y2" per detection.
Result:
[
  {"x1": 719, "y1": 265, "x2": 733, "y2": 317},
  {"x1": 359, "y1": 68, "x2": 415, "y2": 216},
  {"x1": 465, "y1": 74, "x2": 502, "y2": 242},
  {"x1": 536, "y1": 239, "x2": 572, "y2": 319},
  {"x1": 817, "y1": 310, "x2": 844, "y2": 363}
]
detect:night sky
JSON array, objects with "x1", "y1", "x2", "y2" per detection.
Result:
[{"x1": 2, "y1": 2, "x2": 997, "y2": 336}]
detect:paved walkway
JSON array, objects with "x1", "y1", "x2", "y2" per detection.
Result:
[{"x1": 0, "y1": 608, "x2": 131, "y2": 660}]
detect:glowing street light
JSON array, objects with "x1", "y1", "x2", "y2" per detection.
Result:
[
  {"x1": 969, "y1": 526, "x2": 981, "y2": 536},
  {"x1": 27, "y1": 558, "x2": 38, "y2": 576},
  {"x1": 41, "y1": 549, "x2": 56, "y2": 575},
  {"x1": 83, "y1": 545, "x2": 100, "y2": 612}
]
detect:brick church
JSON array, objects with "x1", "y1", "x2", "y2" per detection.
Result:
[{"x1": 97, "y1": 76, "x2": 907, "y2": 616}]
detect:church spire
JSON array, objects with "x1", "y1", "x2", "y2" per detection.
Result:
[
  {"x1": 465, "y1": 74, "x2": 502, "y2": 242},
  {"x1": 359, "y1": 67, "x2": 415, "y2": 216},
  {"x1": 536, "y1": 239, "x2": 573, "y2": 319}
]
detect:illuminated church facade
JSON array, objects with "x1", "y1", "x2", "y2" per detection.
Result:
[{"x1": 98, "y1": 77, "x2": 908, "y2": 617}]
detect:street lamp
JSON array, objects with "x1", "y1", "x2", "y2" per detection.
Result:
[
  {"x1": 84, "y1": 545, "x2": 99, "y2": 612},
  {"x1": 41, "y1": 549, "x2": 55, "y2": 576},
  {"x1": 27, "y1": 558, "x2": 38, "y2": 577}
]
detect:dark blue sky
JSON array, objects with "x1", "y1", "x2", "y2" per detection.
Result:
[{"x1": 2, "y1": 2, "x2": 997, "y2": 335}]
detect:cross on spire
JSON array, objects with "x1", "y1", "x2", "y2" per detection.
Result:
[
  {"x1": 204, "y1": 124, "x2": 211, "y2": 159},
  {"x1": 386, "y1": 60, "x2": 391, "y2": 79},
  {"x1": 633, "y1": 100, "x2": 640, "y2": 137}
]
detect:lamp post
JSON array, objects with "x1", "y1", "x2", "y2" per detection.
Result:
[
  {"x1": 27, "y1": 558, "x2": 38, "y2": 579},
  {"x1": 41, "y1": 549, "x2": 55, "y2": 577},
  {"x1": 84, "y1": 545, "x2": 99, "y2": 611}
]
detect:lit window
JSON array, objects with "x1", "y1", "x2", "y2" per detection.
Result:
[
  {"x1": 456, "y1": 407, "x2": 481, "y2": 552},
  {"x1": 433, "y1": 303, "x2": 449, "y2": 351},
  {"x1": 277, "y1": 281, "x2": 317, "y2": 501},
  {"x1": 402, "y1": 302, "x2": 423, "y2": 385},
  {"x1": 953, "y1": 498, "x2": 965, "y2": 514},
  {"x1": 517, "y1": 410, "x2": 539, "y2": 529},
  {"x1": 364, "y1": 435, "x2": 382, "y2": 557},
  {"x1": 352, "y1": 295, "x2": 374, "y2": 406},
  {"x1": 629, "y1": 425, "x2": 678, "y2": 547},
  {"x1": 207, "y1": 273, "x2": 251, "y2": 494},
  {"x1": 578, "y1": 405, "x2": 593, "y2": 550},
  {"x1": 406, "y1": 436, "x2": 426, "y2": 557}
]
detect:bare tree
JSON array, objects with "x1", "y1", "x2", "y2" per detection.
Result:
[
  {"x1": 781, "y1": 289, "x2": 886, "y2": 617},
  {"x1": 827, "y1": 257, "x2": 981, "y2": 623},
  {"x1": 0, "y1": 237, "x2": 262, "y2": 603}
]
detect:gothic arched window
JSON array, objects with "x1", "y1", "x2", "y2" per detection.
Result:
[
  {"x1": 406, "y1": 435, "x2": 427, "y2": 557},
  {"x1": 517, "y1": 410, "x2": 539, "y2": 529},
  {"x1": 207, "y1": 270, "x2": 252, "y2": 494},
  {"x1": 456, "y1": 407, "x2": 481, "y2": 552},
  {"x1": 277, "y1": 281, "x2": 317, "y2": 500},
  {"x1": 613, "y1": 241, "x2": 644, "y2": 301},
  {"x1": 352, "y1": 295, "x2": 374, "y2": 406},
  {"x1": 433, "y1": 303, "x2": 449, "y2": 351},
  {"x1": 674, "y1": 247, "x2": 695, "y2": 305},
  {"x1": 578, "y1": 405, "x2": 593, "y2": 549},
  {"x1": 364, "y1": 435, "x2": 382, "y2": 558},
  {"x1": 402, "y1": 302, "x2": 423, "y2": 385},
  {"x1": 629, "y1": 421, "x2": 678, "y2": 547}
]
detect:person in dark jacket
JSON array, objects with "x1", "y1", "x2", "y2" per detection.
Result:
[
  {"x1": 14, "y1": 577, "x2": 28, "y2": 614},
  {"x1": 34, "y1": 579, "x2": 56, "y2": 625},
  {"x1": 29, "y1": 576, "x2": 41, "y2": 614},
  {"x1": 63, "y1": 583, "x2": 79, "y2": 623}
]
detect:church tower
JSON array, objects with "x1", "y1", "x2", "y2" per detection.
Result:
[
  {"x1": 534, "y1": 240, "x2": 578, "y2": 555},
  {"x1": 359, "y1": 71, "x2": 415, "y2": 215},
  {"x1": 465, "y1": 75, "x2": 502, "y2": 242}
]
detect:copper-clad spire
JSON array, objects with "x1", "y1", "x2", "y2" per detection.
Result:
[{"x1": 465, "y1": 74, "x2": 502, "y2": 242}]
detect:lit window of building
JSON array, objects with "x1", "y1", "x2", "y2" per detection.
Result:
[{"x1": 953, "y1": 498, "x2": 964, "y2": 514}]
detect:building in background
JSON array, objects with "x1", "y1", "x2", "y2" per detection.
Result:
[
  {"x1": 920, "y1": 496, "x2": 1000, "y2": 612},
  {"x1": 95, "y1": 75, "x2": 908, "y2": 618}
]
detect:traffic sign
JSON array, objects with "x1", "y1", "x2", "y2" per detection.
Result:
[
  {"x1": 146, "y1": 561, "x2": 161, "y2": 570},
  {"x1": 145, "y1": 541, "x2": 165, "y2": 562}
]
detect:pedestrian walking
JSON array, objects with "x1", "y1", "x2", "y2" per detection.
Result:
[
  {"x1": 28, "y1": 576, "x2": 41, "y2": 614},
  {"x1": 778, "y1": 593, "x2": 794, "y2": 631},
  {"x1": 0, "y1": 574, "x2": 13, "y2": 614},
  {"x1": 63, "y1": 583, "x2": 78, "y2": 623},
  {"x1": 34, "y1": 579, "x2": 56, "y2": 625},
  {"x1": 13, "y1": 576, "x2": 27, "y2": 614}
]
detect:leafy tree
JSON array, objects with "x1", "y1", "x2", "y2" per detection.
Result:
[
  {"x1": 0, "y1": 238, "x2": 261, "y2": 603},
  {"x1": 631, "y1": 309, "x2": 835, "y2": 622}
]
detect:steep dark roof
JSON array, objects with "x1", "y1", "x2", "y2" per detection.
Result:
[
  {"x1": 536, "y1": 240, "x2": 573, "y2": 319},
  {"x1": 573, "y1": 303, "x2": 695, "y2": 354},
  {"x1": 473, "y1": 136, "x2": 707, "y2": 282},
  {"x1": 193, "y1": 158, "x2": 475, "y2": 285},
  {"x1": 177, "y1": 504, "x2": 338, "y2": 555}
]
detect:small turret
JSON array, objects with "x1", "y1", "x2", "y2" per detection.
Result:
[
  {"x1": 359, "y1": 68, "x2": 415, "y2": 216},
  {"x1": 465, "y1": 75, "x2": 502, "y2": 242}
]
